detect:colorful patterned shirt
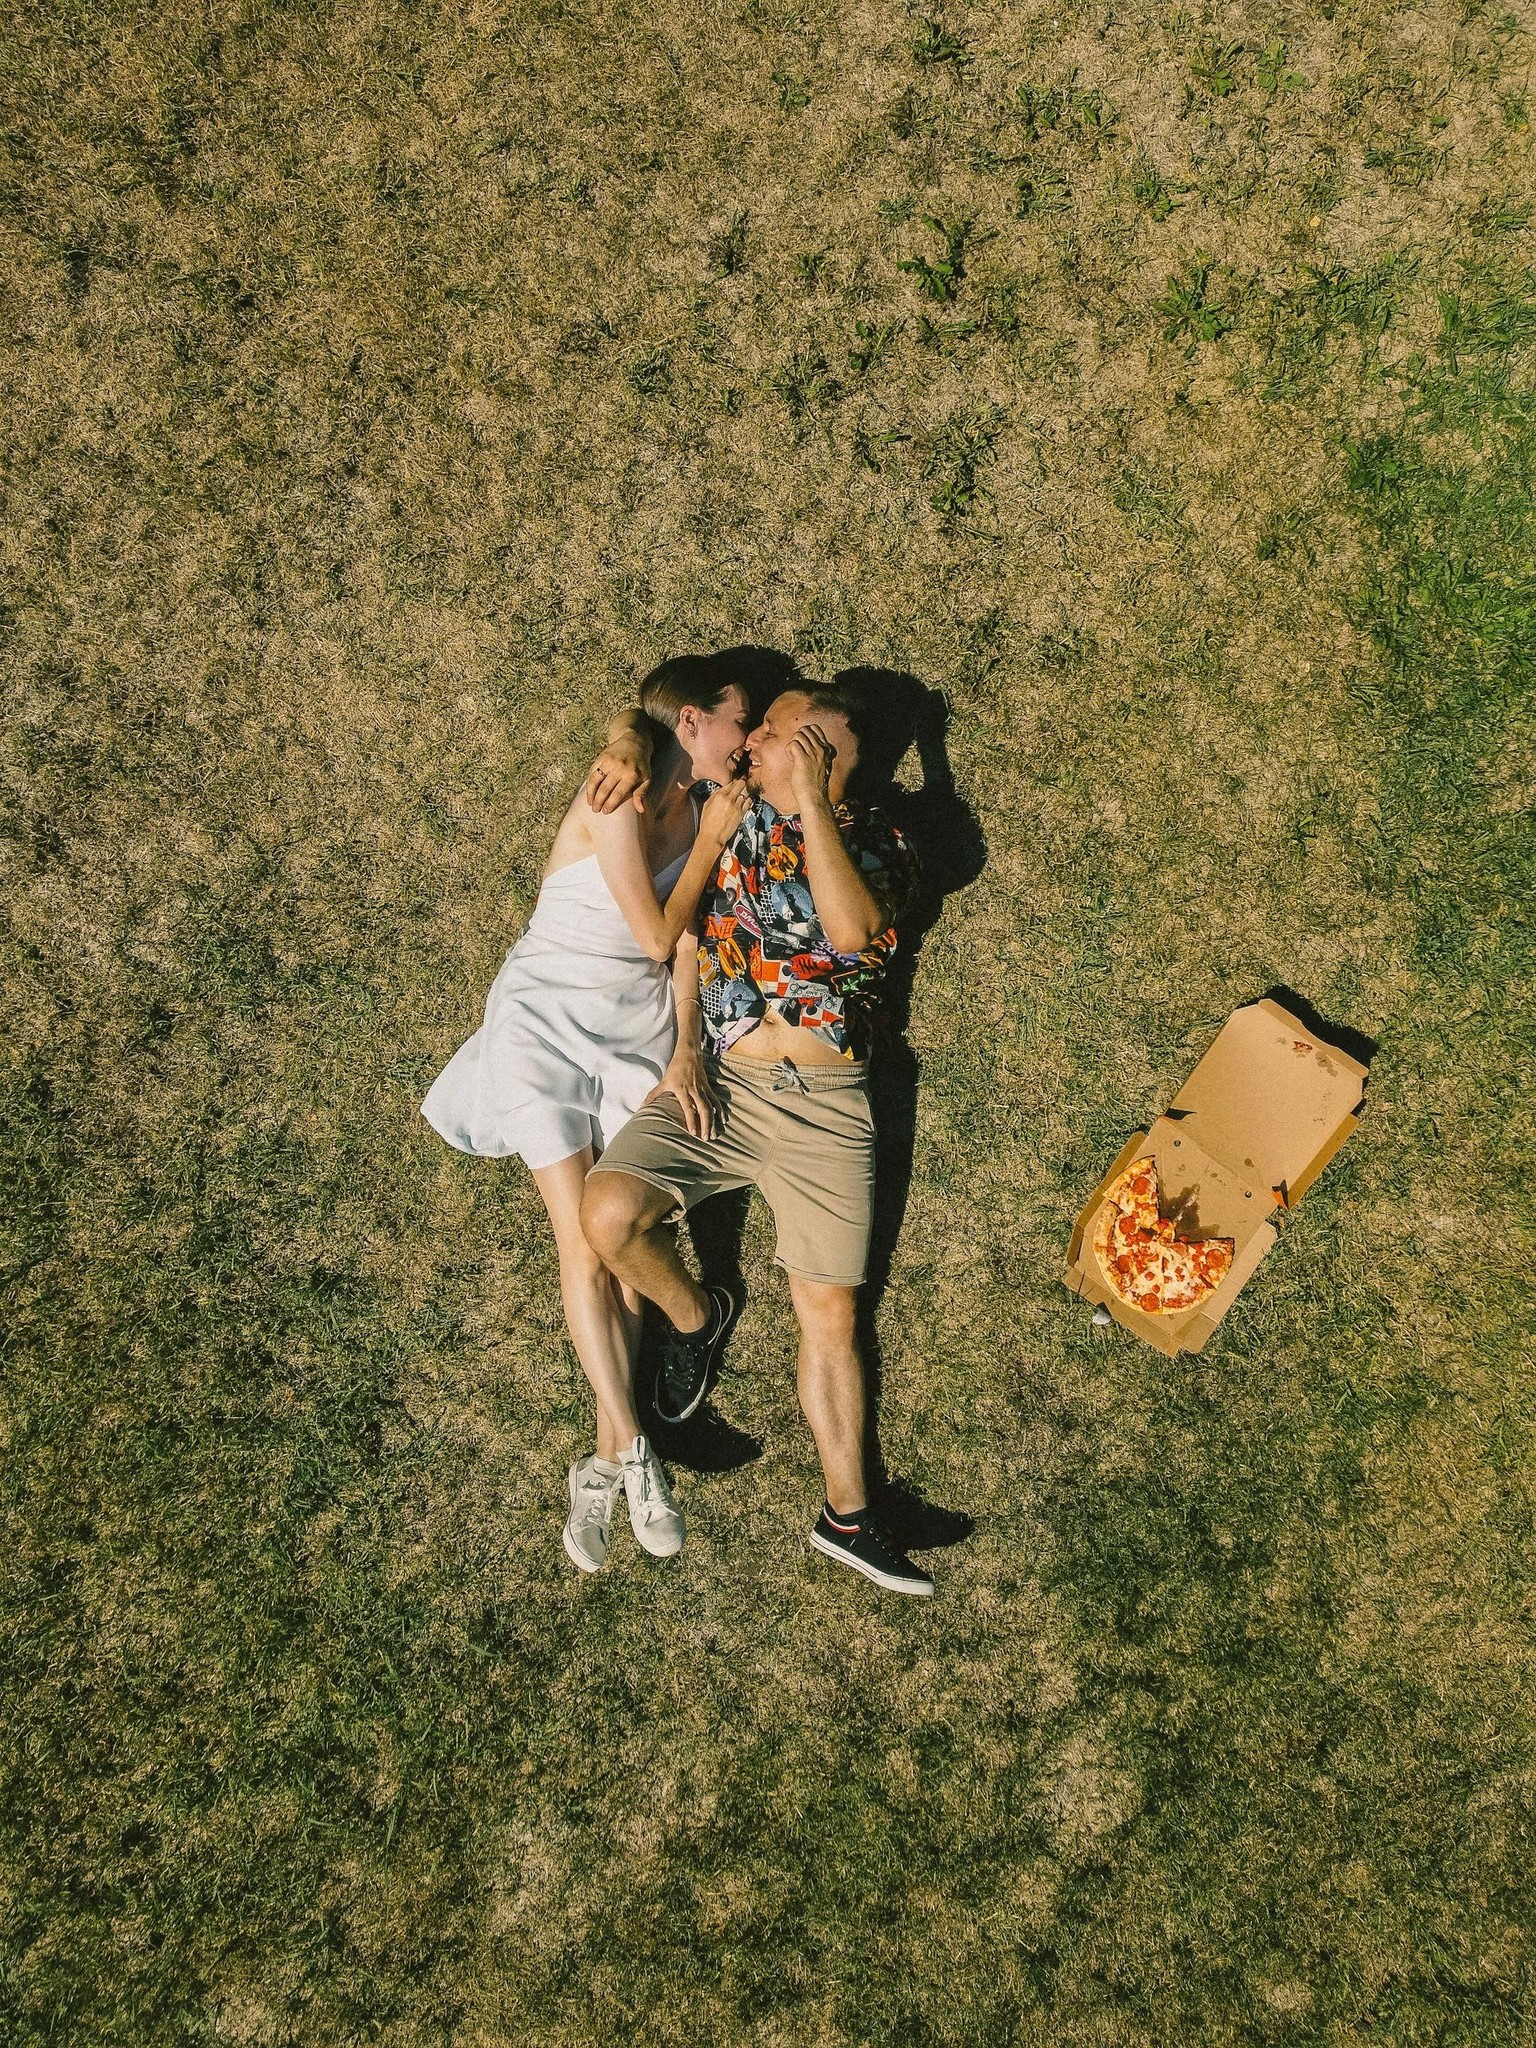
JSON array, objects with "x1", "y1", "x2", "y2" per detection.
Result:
[{"x1": 696, "y1": 798, "x2": 917, "y2": 1060}]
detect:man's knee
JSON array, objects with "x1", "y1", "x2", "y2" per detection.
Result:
[
  {"x1": 789, "y1": 1277, "x2": 860, "y2": 1353},
  {"x1": 580, "y1": 1170, "x2": 656, "y2": 1260}
]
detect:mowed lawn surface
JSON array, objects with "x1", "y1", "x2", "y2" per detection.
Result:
[{"x1": 3, "y1": 2, "x2": 1534, "y2": 2042}]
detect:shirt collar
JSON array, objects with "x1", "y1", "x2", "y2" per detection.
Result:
[{"x1": 751, "y1": 796, "x2": 857, "y2": 829}]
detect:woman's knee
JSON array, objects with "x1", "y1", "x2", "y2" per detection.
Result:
[{"x1": 553, "y1": 1226, "x2": 609, "y2": 1290}]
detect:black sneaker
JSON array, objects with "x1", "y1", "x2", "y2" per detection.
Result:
[
  {"x1": 654, "y1": 1285, "x2": 739, "y2": 1424},
  {"x1": 809, "y1": 1505, "x2": 935, "y2": 1598}
]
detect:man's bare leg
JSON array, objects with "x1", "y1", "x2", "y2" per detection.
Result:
[
  {"x1": 581, "y1": 1170, "x2": 711, "y2": 1332},
  {"x1": 792, "y1": 1272, "x2": 932, "y2": 1595},
  {"x1": 787, "y1": 1273, "x2": 867, "y2": 1515}
]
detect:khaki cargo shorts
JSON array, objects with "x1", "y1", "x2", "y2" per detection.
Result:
[{"x1": 591, "y1": 1054, "x2": 875, "y2": 1287}]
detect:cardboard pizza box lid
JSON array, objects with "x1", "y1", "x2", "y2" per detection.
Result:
[
  {"x1": 1166, "y1": 997, "x2": 1367, "y2": 1207},
  {"x1": 1065, "y1": 1121, "x2": 1278, "y2": 1356}
]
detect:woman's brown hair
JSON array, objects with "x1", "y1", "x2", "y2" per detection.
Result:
[{"x1": 638, "y1": 654, "x2": 738, "y2": 733}]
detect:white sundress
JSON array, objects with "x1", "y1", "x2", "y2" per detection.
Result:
[{"x1": 422, "y1": 833, "x2": 692, "y2": 1171}]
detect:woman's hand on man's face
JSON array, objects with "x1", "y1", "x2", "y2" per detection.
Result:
[{"x1": 585, "y1": 735, "x2": 650, "y2": 815}]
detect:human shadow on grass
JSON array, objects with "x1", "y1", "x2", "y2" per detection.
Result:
[
  {"x1": 637, "y1": 659, "x2": 986, "y2": 1553},
  {"x1": 635, "y1": 1188, "x2": 763, "y2": 1474},
  {"x1": 838, "y1": 667, "x2": 987, "y2": 1552}
]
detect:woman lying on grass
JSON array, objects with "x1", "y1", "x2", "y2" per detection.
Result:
[{"x1": 421, "y1": 658, "x2": 751, "y2": 1572}]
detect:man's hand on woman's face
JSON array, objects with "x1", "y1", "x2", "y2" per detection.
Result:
[
  {"x1": 785, "y1": 723, "x2": 836, "y2": 813},
  {"x1": 585, "y1": 735, "x2": 650, "y2": 815}
]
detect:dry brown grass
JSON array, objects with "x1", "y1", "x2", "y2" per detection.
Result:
[{"x1": 3, "y1": 1, "x2": 1534, "y2": 2043}]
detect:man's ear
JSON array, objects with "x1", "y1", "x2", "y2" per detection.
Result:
[{"x1": 827, "y1": 731, "x2": 859, "y2": 804}]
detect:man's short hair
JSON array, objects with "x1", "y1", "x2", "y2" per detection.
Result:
[{"x1": 793, "y1": 679, "x2": 866, "y2": 760}]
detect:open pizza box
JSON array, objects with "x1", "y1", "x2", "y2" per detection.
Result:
[{"x1": 1064, "y1": 998, "x2": 1368, "y2": 1357}]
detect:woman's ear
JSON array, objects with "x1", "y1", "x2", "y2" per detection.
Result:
[{"x1": 676, "y1": 704, "x2": 700, "y2": 748}]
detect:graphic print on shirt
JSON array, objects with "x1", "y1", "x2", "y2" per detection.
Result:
[{"x1": 697, "y1": 799, "x2": 917, "y2": 1059}]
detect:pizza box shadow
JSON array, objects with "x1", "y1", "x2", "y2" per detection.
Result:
[{"x1": 1259, "y1": 985, "x2": 1380, "y2": 1072}]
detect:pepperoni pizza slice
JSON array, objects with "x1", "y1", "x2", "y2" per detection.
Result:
[{"x1": 1091, "y1": 1156, "x2": 1235, "y2": 1316}]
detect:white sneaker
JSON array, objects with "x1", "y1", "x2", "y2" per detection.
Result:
[
  {"x1": 562, "y1": 1454, "x2": 622, "y2": 1574},
  {"x1": 618, "y1": 1435, "x2": 685, "y2": 1558}
]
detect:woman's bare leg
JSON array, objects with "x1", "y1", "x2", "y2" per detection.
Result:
[
  {"x1": 532, "y1": 1149, "x2": 642, "y2": 1461},
  {"x1": 616, "y1": 1280, "x2": 644, "y2": 1374},
  {"x1": 590, "y1": 1136, "x2": 646, "y2": 1388}
]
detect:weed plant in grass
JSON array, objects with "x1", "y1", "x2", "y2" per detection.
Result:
[{"x1": 2, "y1": 2, "x2": 1534, "y2": 2045}]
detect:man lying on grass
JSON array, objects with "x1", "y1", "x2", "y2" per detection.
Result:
[{"x1": 582, "y1": 683, "x2": 936, "y2": 1598}]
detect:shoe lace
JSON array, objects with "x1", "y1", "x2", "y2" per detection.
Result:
[
  {"x1": 625, "y1": 1452, "x2": 671, "y2": 1522},
  {"x1": 662, "y1": 1315, "x2": 708, "y2": 1362},
  {"x1": 659, "y1": 1346, "x2": 693, "y2": 1391},
  {"x1": 859, "y1": 1516, "x2": 903, "y2": 1567},
  {"x1": 574, "y1": 1474, "x2": 614, "y2": 1526}
]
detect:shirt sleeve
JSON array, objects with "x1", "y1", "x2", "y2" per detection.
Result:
[{"x1": 847, "y1": 809, "x2": 919, "y2": 927}]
